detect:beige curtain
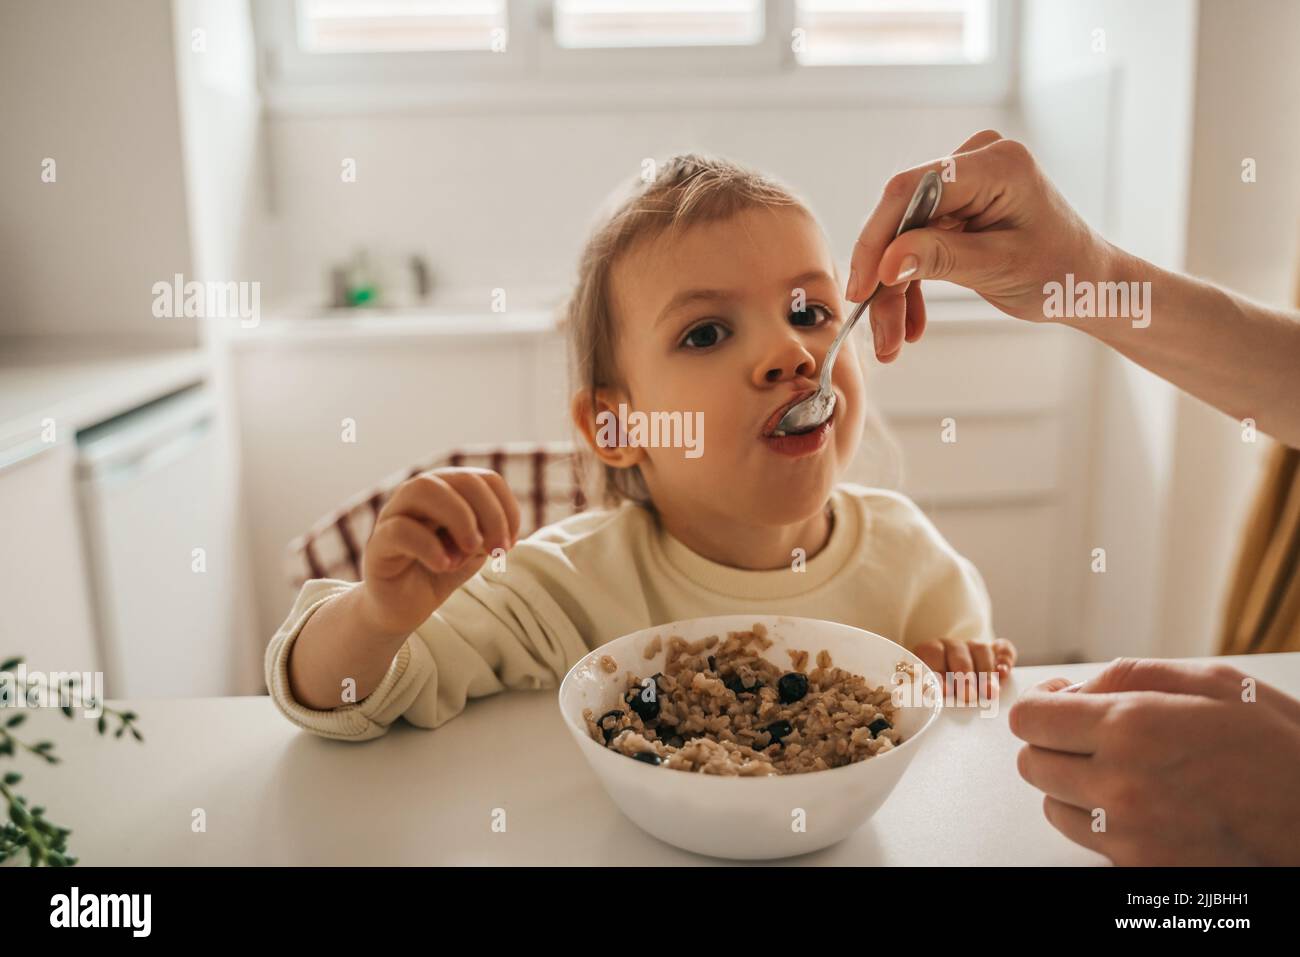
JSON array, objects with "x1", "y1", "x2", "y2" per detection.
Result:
[
  {"x1": 1218, "y1": 255, "x2": 1300, "y2": 655},
  {"x1": 1218, "y1": 442, "x2": 1300, "y2": 655}
]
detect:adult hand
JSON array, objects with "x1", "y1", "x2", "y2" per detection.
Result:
[
  {"x1": 1008, "y1": 657, "x2": 1300, "y2": 865},
  {"x1": 847, "y1": 129, "x2": 1118, "y2": 362}
]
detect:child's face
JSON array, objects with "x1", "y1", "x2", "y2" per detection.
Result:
[{"x1": 601, "y1": 204, "x2": 867, "y2": 528}]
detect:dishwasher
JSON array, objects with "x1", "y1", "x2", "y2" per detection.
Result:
[{"x1": 76, "y1": 383, "x2": 232, "y2": 698}]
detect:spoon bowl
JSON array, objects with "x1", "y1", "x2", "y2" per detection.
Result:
[{"x1": 773, "y1": 170, "x2": 943, "y2": 437}]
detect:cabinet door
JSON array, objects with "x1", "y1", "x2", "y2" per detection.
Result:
[
  {"x1": 78, "y1": 416, "x2": 231, "y2": 698},
  {"x1": 0, "y1": 439, "x2": 99, "y2": 674}
]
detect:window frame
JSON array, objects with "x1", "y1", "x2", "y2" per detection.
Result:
[{"x1": 255, "y1": 0, "x2": 1017, "y2": 115}]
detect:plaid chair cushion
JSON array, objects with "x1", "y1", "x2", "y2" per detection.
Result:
[{"x1": 287, "y1": 441, "x2": 589, "y2": 588}]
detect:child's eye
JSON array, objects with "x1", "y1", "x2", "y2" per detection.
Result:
[
  {"x1": 680, "y1": 321, "x2": 731, "y2": 350},
  {"x1": 789, "y1": 303, "x2": 834, "y2": 328}
]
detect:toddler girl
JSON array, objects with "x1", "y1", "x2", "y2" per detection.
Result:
[{"x1": 266, "y1": 154, "x2": 1016, "y2": 740}]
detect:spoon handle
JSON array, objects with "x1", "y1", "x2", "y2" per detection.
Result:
[{"x1": 819, "y1": 170, "x2": 944, "y2": 389}]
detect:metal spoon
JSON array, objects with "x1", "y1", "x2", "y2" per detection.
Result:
[{"x1": 773, "y1": 169, "x2": 943, "y2": 436}]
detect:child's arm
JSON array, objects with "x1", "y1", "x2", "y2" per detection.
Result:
[
  {"x1": 285, "y1": 468, "x2": 521, "y2": 711},
  {"x1": 890, "y1": 499, "x2": 1016, "y2": 700}
]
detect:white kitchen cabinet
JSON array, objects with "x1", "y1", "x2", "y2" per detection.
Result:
[
  {"x1": 75, "y1": 385, "x2": 234, "y2": 698},
  {"x1": 870, "y1": 303, "x2": 1091, "y2": 664},
  {"x1": 0, "y1": 438, "x2": 100, "y2": 674}
]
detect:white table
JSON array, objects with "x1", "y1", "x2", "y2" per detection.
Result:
[{"x1": 13, "y1": 653, "x2": 1299, "y2": 865}]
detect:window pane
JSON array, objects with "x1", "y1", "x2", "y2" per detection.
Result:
[
  {"x1": 297, "y1": 0, "x2": 507, "y2": 53},
  {"x1": 553, "y1": 0, "x2": 764, "y2": 49},
  {"x1": 794, "y1": 0, "x2": 993, "y2": 65}
]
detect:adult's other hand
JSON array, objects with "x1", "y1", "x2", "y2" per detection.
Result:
[{"x1": 1009, "y1": 657, "x2": 1300, "y2": 865}]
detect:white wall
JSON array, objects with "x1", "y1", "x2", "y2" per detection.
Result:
[
  {"x1": 1020, "y1": 0, "x2": 1201, "y2": 661},
  {"x1": 265, "y1": 105, "x2": 1020, "y2": 311},
  {"x1": 0, "y1": 0, "x2": 197, "y2": 346},
  {"x1": 171, "y1": 0, "x2": 270, "y2": 693},
  {"x1": 1154, "y1": 0, "x2": 1300, "y2": 658}
]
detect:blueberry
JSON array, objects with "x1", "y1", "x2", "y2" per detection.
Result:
[
  {"x1": 707, "y1": 655, "x2": 717, "y2": 672},
  {"x1": 626, "y1": 689, "x2": 660, "y2": 721},
  {"x1": 777, "y1": 672, "x2": 809, "y2": 704},
  {"x1": 763, "y1": 719, "x2": 794, "y2": 745},
  {"x1": 597, "y1": 708, "x2": 626, "y2": 743},
  {"x1": 723, "y1": 674, "x2": 760, "y2": 696},
  {"x1": 654, "y1": 724, "x2": 683, "y2": 747},
  {"x1": 867, "y1": 717, "x2": 892, "y2": 737},
  {"x1": 632, "y1": 751, "x2": 662, "y2": 765}
]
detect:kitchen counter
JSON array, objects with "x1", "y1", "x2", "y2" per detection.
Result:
[
  {"x1": 0, "y1": 338, "x2": 208, "y2": 460},
  {"x1": 12, "y1": 651, "x2": 1297, "y2": 866}
]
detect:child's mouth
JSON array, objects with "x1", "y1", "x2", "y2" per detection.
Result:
[
  {"x1": 761, "y1": 390, "x2": 816, "y2": 437},
  {"x1": 760, "y1": 391, "x2": 836, "y2": 458}
]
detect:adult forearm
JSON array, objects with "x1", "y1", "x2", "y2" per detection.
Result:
[{"x1": 1066, "y1": 244, "x2": 1300, "y2": 448}]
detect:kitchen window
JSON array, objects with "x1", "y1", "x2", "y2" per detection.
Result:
[{"x1": 256, "y1": 0, "x2": 1014, "y2": 113}]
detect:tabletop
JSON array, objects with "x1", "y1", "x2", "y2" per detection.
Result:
[{"x1": 10, "y1": 652, "x2": 1299, "y2": 866}]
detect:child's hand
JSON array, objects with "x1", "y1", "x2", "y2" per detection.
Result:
[
  {"x1": 357, "y1": 468, "x2": 522, "y2": 638},
  {"x1": 913, "y1": 638, "x2": 1017, "y2": 703}
]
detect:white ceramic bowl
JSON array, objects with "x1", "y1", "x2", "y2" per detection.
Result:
[{"x1": 558, "y1": 614, "x2": 943, "y2": 860}]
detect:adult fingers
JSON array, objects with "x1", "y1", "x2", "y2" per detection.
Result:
[
  {"x1": 868, "y1": 280, "x2": 907, "y2": 362},
  {"x1": 1027, "y1": 677, "x2": 1076, "y2": 694},
  {"x1": 881, "y1": 224, "x2": 1016, "y2": 288},
  {"x1": 1079, "y1": 657, "x2": 1247, "y2": 701},
  {"x1": 1042, "y1": 795, "x2": 1109, "y2": 859},
  {"x1": 953, "y1": 128, "x2": 1006, "y2": 153},
  {"x1": 903, "y1": 279, "x2": 927, "y2": 343},
  {"x1": 868, "y1": 228, "x2": 1014, "y2": 359},
  {"x1": 1007, "y1": 685, "x2": 1116, "y2": 754},
  {"x1": 1017, "y1": 744, "x2": 1096, "y2": 810},
  {"x1": 847, "y1": 134, "x2": 1026, "y2": 301},
  {"x1": 1080, "y1": 657, "x2": 1300, "y2": 724}
]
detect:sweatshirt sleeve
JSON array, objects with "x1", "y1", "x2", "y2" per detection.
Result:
[
  {"x1": 903, "y1": 547, "x2": 996, "y2": 647},
  {"x1": 264, "y1": 541, "x2": 600, "y2": 742},
  {"x1": 263, "y1": 578, "x2": 436, "y2": 742},
  {"x1": 884, "y1": 497, "x2": 996, "y2": 648}
]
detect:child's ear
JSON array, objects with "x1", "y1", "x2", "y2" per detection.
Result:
[{"x1": 570, "y1": 388, "x2": 647, "y2": 470}]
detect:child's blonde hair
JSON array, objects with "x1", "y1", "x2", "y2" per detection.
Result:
[{"x1": 562, "y1": 152, "x2": 896, "y2": 510}]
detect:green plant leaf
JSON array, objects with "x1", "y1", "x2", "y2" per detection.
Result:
[
  {"x1": 0, "y1": 658, "x2": 22, "y2": 672},
  {"x1": 4, "y1": 714, "x2": 24, "y2": 728}
]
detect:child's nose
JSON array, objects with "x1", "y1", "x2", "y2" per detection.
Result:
[{"x1": 753, "y1": 334, "x2": 819, "y2": 385}]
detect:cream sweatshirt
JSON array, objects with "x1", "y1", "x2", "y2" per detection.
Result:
[{"x1": 265, "y1": 483, "x2": 994, "y2": 741}]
